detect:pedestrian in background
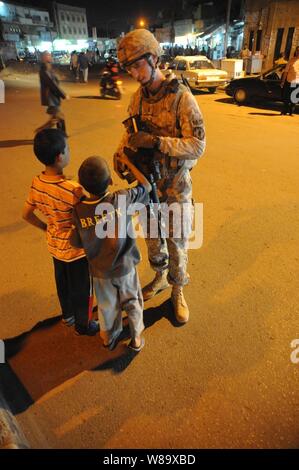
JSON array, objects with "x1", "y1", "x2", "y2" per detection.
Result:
[
  {"x1": 78, "y1": 51, "x2": 89, "y2": 83},
  {"x1": 22, "y1": 129, "x2": 99, "y2": 336},
  {"x1": 281, "y1": 46, "x2": 299, "y2": 116},
  {"x1": 36, "y1": 51, "x2": 69, "y2": 135},
  {"x1": 240, "y1": 44, "x2": 251, "y2": 73},
  {"x1": 70, "y1": 50, "x2": 79, "y2": 81}
]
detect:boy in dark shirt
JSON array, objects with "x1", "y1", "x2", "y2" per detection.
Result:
[{"x1": 71, "y1": 154, "x2": 151, "y2": 351}]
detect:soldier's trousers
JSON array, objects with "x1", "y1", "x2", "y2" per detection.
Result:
[{"x1": 145, "y1": 169, "x2": 193, "y2": 287}]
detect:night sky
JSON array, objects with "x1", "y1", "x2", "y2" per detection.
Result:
[
  {"x1": 16, "y1": 0, "x2": 178, "y2": 32},
  {"x1": 13, "y1": 0, "x2": 235, "y2": 35}
]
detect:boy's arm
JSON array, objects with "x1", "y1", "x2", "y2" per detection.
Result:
[
  {"x1": 118, "y1": 153, "x2": 152, "y2": 193},
  {"x1": 70, "y1": 210, "x2": 83, "y2": 248},
  {"x1": 22, "y1": 202, "x2": 47, "y2": 232},
  {"x1": 70, "y1": 227, "x2": 83, "y2": 248}
]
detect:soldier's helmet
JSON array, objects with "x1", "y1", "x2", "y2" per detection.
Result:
[{"x1": 117, "y1": 29, "x2": 162, "y2": 67}]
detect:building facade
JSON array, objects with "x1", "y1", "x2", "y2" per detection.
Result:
[
  {"x1": 153, "y1": 1, "x2": 245, "y2": 59},
  {"x1": 244, "y1": 0, "x2": 299, "y2": 69},
  {"x1": 0, "y1": 1, "x2": 54, "y2": 50},
  {"x1": 155, "y1": 19, "x2": 244, "y2": 60},
  {"x1": 53, "y1": 2, "x2": 88, "y2": 40}
]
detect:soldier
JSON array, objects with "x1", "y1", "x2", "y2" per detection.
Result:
[{"x1": 114, "y1": 29, "x2": 206, "y2": 324}]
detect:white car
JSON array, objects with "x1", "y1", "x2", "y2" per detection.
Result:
[{"x1": 163, "y1": 55, "x2": 228, "y2": 93}]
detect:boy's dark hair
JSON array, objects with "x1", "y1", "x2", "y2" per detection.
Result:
[
  {"x1": 79, "y1": 156, "x2": 111, "y2": 196},
  {"x1": 33, "y1": 129, "x2": 66, "y2": 166}
]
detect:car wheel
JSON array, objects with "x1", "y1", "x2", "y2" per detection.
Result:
[
  {"x1": 208, "y1": 87, "x2": 216, "y2": 93},
  {"x1": 234, "y1": 87, "x2": 248, "y2": 105}
]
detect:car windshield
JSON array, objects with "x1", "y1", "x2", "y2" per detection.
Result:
[
  {"x1": 262, "y1": 64, "x2": 286, "y2": 78},
  {"x1": 189, "y1": 60, "x2": 214, "y2": 70}
]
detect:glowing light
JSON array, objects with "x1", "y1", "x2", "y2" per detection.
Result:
[
  {"x1": 38, "y1": 41, "x2": 52, "y2": 52},
  {"x1": 77, "y1": 39, "x2": 89, "y2": 48},
  {"x1": 53, "y1": 39, "x2": 70, "y2": 50},
  {"x1": 139, "y1": 19, "x2": 145, "y2": 28}
]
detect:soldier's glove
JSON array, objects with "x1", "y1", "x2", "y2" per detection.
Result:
[
  {"x1": 129, "y1": 131, "x2": 160, "y2": 150},
  {"x1": 123, "y1": 146, "x2": 138, "y2": 160}
]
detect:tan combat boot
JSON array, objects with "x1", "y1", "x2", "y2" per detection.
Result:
[
  {"x1": 142, "y1": 271, "x2": 169, "y2": 301},
  {"x1": 171, "y1": 286, "x2": 189, "y2": 324}
]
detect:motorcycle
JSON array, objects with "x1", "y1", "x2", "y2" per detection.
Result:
[{"x1": 99, "y1": 71, "x2": 122, "y2": 99}]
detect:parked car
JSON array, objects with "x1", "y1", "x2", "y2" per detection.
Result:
[
  {"x1": 225, "y1": 63, "x2": 286, "y2": 105},
  {"x1": 162, "y1": 55, "x2": 228, "y2": 93}
]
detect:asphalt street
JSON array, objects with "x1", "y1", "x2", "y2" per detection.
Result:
[{"x1": 0, "y1": 70, "x2": 299, "y2": 448}]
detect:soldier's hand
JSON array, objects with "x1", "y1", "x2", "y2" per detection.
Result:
[{"x1": 129, "y1": 131, "x2": 156, "y2": 149}]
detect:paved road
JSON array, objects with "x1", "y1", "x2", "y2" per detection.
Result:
[{"x1": 0, "y1": 72, "x2": 299, "y2": 448}]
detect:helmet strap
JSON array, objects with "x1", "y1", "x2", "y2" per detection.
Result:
[{"x1": 142, "y1": 55, "x2": 157, "y2": 88}]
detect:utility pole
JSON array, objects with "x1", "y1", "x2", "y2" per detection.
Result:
[
  {"x1": 224, "y1": 0, "x2": 232, "y2": 57},
  {"x1": 52, "y1": 1, "x2": 60, "y2": 40}
]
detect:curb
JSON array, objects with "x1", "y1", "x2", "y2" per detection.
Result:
[{"x1": 0, "y1": 396, "x2": 30, "y2": 449}]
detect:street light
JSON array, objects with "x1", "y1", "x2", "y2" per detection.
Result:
[{"x1": 138, "y1": 18, "x2": 147, "y2": 28}]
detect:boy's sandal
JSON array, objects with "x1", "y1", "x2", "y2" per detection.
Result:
[
  {"x1": 128, "y1": 337, "x2": 145, "y2": 353},
  {"x1": 104, "y1": 331, "x2": 121, "y2": 351},
  {"x1": 62, "y1": 315, "x2": 75, "y2": 326}
]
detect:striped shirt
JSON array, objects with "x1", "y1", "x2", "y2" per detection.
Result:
[{"x1": 26, "y1": 172, "x2": 85, "y2": 262}]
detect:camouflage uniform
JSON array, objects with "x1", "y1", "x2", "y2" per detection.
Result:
[{"x1": 115, "y1": 76, "x2": 205, "y2": 286}]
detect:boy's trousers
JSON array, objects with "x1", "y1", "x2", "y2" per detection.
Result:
[
  {"x1": 94, "y1": 267, "x2": 144, "y2": 341},
  {"x1": 53, "y1": 256, "x2": 90, "y2": 328}
]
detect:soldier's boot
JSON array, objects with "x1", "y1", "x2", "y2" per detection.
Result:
[
  {"x1": 171, "y1": 286, "x2": 189, "y2": 324},
  {"x1": 142, "y1": 271, "x2": 169, "y2": 301}
]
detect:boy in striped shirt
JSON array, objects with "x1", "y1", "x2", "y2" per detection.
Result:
[{"x1": 22, "y1": 129, "x2": 98, "y2": 336}]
